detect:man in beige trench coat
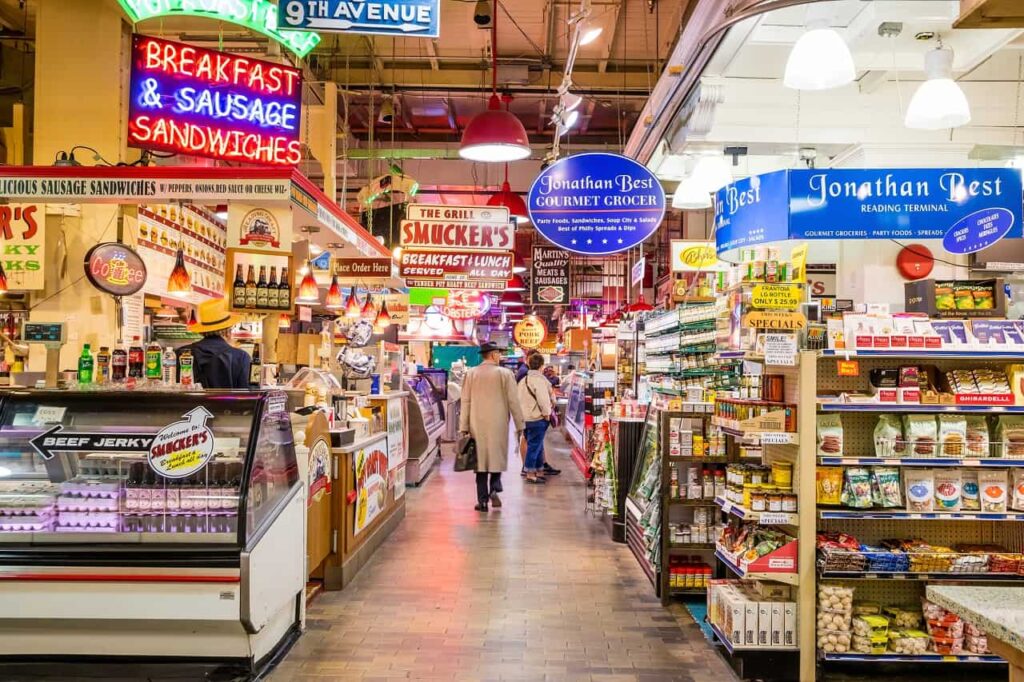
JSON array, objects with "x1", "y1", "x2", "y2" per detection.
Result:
[{"x1": 459, "y1": 342, "x2": 526, "y2": 512}]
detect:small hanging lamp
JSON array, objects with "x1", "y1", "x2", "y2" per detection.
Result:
[
  {"x1": 324, "y1": 275, "x2": 343, "y2": 309},
  {"x1": 344, "y1": 287, "x2": 362, "y2": 318},
  {"x1": 375, "y1": 299, "x2": 392, "y2": 331},
  {"x1": 295, "y1": 261, "x2": 320, "y2": 304},
  {"x1": 167, "y1": 247, "x2": 191, "y2": 297},
  {"x1": 361, "y1": 293, "x2": 377, "y2": 320},
  {"x1": 187, "y1": 307, "x2": 198, "y2": 329}
]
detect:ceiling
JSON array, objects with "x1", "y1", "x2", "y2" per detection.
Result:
[{"x1": 652, "y1": 0, "x2": 1024, "y2": 181}]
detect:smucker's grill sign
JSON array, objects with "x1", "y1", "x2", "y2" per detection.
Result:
[{"x1": 400, "y1": 204, "x2": 513, "y2": 251}]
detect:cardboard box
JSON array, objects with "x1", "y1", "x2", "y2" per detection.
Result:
[
  {"x1": 783, "y1": 601, "x2": 797, "y2": 647},
  {"x1": 744, "y1": 601, "x2": 759, "y2": 647},
  {"x1": 771, "y1": 602, "x2": 786, "y2": 647},
  {"x1": 728, "y1": 594, "x2": 745, "y2": 646},
  {"x1": 757, "y1": 602, "x2": 772, "y2": 646}
]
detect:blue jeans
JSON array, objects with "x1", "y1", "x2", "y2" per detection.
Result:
[{"x1": 524, "y1": 420, "x2": 549, "y2": 473}]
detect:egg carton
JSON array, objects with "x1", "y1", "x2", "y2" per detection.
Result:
[
  {"x1": 56, "y1": 511, "x2": 120, "y2": 528},
  {"x1": 0, "y1": 518, "x2": 54, "y2": 532},
  {"x1": 57, "y1": 496, "x2": 119, "y2": 512},
  {"x1": 58, "y1": 480, "x2": 121, "y2": 499},
  {"x1": 0, "y1": 501, "x2": 57, "y2": 515}
]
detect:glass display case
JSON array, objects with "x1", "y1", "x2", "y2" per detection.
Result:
[
  {"x1": 0, "y1": 390, "x2": 297, "y2": 546},
  {"x1": 0, "y1": 390, "x2": 304, "y2": 665},
  {"x1": 403, "y1": 374, "x2": 446, "y2": 484}
]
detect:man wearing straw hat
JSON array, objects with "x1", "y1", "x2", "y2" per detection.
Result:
[{"x1": 176, "y1": 299, "x2": 252, "y2": 390}]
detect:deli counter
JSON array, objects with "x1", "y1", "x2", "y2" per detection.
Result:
[{"x1": 0, "y1": 390, "x2": 304, "y2": 667}]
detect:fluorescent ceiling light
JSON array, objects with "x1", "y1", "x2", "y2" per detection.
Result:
[
  {"x1": 783, "y1": 26, "x2": 855, "y2": 91},
  {"x1": 905, "y1": 47, "x2": 971, "y2": 131},
  {"x1": 692, "y1": 155, "x2": 732, "y2": 193},
  {"x1": 672, "y1": 176, "x2": 712, "y2": 210}
]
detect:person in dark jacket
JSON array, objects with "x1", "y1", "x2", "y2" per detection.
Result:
[
  {"x1": 515, "y1": 349, "x2": 539, "y2": 383},
  {"x1": 176, "y1": 299, "x2": 251, "y2": 389}
]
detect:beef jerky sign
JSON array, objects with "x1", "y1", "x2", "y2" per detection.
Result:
[{"x1": 531, "y1": 245, "x2": 570, "y2": 305}]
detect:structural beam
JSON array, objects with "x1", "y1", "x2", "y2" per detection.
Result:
[
  {"x1": 426, "y1": 39, "x2": 440, "y2": 70},
  {"x1": 598, "y1": 0, "x2": 625, "y2": 74}
]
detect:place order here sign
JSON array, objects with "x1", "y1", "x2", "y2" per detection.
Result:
[{"x1": 399, "y1": 204, "x2": 514, "y2": 290}]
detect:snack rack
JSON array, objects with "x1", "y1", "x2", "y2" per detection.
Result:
[{"x1": 809, "y1": 350, "x2": 1019, "y2": 678}]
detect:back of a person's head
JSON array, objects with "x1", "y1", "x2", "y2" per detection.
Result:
[{"x1": 528, "y1": 354, "x2": 544, "y2": 371}]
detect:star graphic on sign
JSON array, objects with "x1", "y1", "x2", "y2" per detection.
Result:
[
  {"x1": 602, "y1": 239, "x2": 608, "y2": 244},
  {"x1": 570, "y1": 239, "x2": 577, "y2": 245},
  {"x1": 586, "y1": 239, "x2": 593, "y2": 244},
  {"x1": 617, "y1": 238, "x2": 624, "y2": 244}
]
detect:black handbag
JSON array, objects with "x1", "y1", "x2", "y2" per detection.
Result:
[{"x1": 454, "y1": 433, "x2": 478, "y2": 472}]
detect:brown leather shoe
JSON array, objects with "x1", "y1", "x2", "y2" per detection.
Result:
[{"x1": 489, "y1": 492, "x2": 502, "y2": 507}]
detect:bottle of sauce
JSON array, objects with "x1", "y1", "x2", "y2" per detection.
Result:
[
  {"x1": 256, "y1": 266, "x2": 268, "y2": 309},
  {"x1": 128, "y1": 336, "x2": 145, "y2": 378},
  {"x1": 179, "y1": 349, "x2": 194, "y2": 386},
  {"x1": 244, "y1": 265, "x2": 257, "y2": 309},
  {"x1": 161, "y1": 346, "x2": 177, "y2": 385},
  {"x1": 111, "y1": 342, "x2": 128, "y2": 382},
  {"x1": 250, "y1": 343, "x2": 262, "y2": 387},
  {"x1": 77, "y1": 344, "x2": 94, "y2": 385},
  {"x1": 277, "y1": 266, "x2": 290, "y2": 309},
  {"x1": 232, "y1": 264, "x2": 245, "y2": 309},
  {"x1": 145, "y1": 342, "x2": 162, "y2": 380},
  {"x1": 95, "y1": 346, "x2": 111, "y2": 385}
]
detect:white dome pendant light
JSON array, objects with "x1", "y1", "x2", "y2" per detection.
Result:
[
  {"x1": 784, "y1": 22, "x2": 856, "y2": 91},
  {"x1": 692, "y1": 154, "x2": 733, "y2": 194},
  {"x1": 905, "y1": 46, "x2": 971, "y2": 130},
  {"x1": 672, "y1": 175, "x2": 712, "y2": 210}
]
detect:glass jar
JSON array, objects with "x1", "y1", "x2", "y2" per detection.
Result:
[
  {"x1": 782, "y1": 492, "x2": 798, "y2": 513},
  {"x1": 750, "y1": 486, "x2": 767, "y2": 512},
  {"x1": 767, "y1": 490, "x2": 783, "y2": 513}
]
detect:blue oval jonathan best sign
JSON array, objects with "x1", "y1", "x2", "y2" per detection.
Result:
[
  {"x1": 528, "y1": 152, "x2": 665, "y2": 255},
  {"x1": 942, "y1": 207, "x2": 1016, "y2": 255}
]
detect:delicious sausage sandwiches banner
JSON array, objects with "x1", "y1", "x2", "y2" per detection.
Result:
[{"x1": 715, "y1": 168, "x2": 1023, "y2": 257}]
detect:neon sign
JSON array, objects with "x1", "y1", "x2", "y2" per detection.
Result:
[
  {"x1": 117, "y1": 0, "x2": 321, "y2": 58},
  {"x1": 128, "y1": 35, "x2": 303, "y2": 166}
]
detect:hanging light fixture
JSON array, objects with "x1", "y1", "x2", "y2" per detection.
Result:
[
  {"x1": 692, "y1": 154, "x2": 732, "y2": 193},
  {"x1": 783, "y1": 22, "x2": 855, "y2": 91},
  {"x1": 378, "y1": 95, "x2": 395, "y2": 124},
  {"x1": 672, "y1": 175, "x2": 712, "y2": 210},
  {"x1": 506, "y1": 274, "x2": 526, "y2": 292},
  {"x1": 374, "y1": 299, "x2": 392, "y2": 331},
  {"x1": 324, "y1": 275, "x2": 343, "y2": 309},
  {"x1": 624, "y1": 294, "x2": 654, "y2": 313},
  {"x1": 167, "y1": 246, "x2": 192, "y2": 297},
  {"x1": 487, "y1": 133, "x2": 530, "y2": 223},
  {"x1": 499, "y1": 291, "x2": 524, "y2": 307},
  {"x1": 187, "y1": 308, "x2": 198, "y2": 329},
  {"x1": 344, "y1": 287, "x2": 362, "y2": 318},
  {"x1": 459, "y1": 9, "x2": 531, "y2": 162},
  {"x1": 552, "y1": 106, "x2": 580, "y2": 136},
  {"x1": 570, "y1": 0, "x2": 602, "y2": 46},
  {"x1": 279, "y1": 314, "x2": 292, "y2": 329},
  {"x1": 361, "y1": 294, "x2": 377, "y2": 320},
  {"x1": 905, "y1": 46, "x2": 971, "y2": 130},
  {"x1": 296, "y1": 261, "x2": 320, "y2": 304},
  {"x1": 560, "y1": 90, "x2": 583, "y2": 113}
]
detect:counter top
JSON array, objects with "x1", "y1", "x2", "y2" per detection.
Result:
[
  {"x1": 926, "y1": 585, "x2": 1024, "y2": 652},
  {"x1": 332, "y1": 431, "x2": 388, "y2": 453},
  {"x1": 366, "y1": 392, "x2": 409, "y2": 399}
]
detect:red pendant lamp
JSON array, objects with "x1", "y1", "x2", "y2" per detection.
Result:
[
  {"x1": 459, "y1": 10, "x2": 530, "y2": 163},
  {"x1": 361, "y1": 294, "x2": 376, "y2": 320},
  {"x1": 487, "y1": 157, "x2": 529, "y2": 222},
  {"x1": 296, "y1": 261, "x2": 320, "y2": 304},
  {"x1": 324, "y1": 275, "x2": 343, "y2": 309},
  {"x1": 624, "y1": 293, "x2": 654, "y2": 313},
  {"x1": 374, "y1": 299, "x2": 392, "y2": 331},
  {"x1": 506, "y1": 274, "x2": 526, "y2": 292},
  {"x1": 167, "y1": 247, "x2": 191, "y2": 297},
  {"x1": 344, "y1": 287, "x2": 361, "y2": 318},
  {"x1": 499, "y1": 291, "x2": 524, "y2": 307}
]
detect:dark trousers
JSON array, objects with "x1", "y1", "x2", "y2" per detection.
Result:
[{"x1": 476, "y1": 472, "x2": 502, "y2": 505}]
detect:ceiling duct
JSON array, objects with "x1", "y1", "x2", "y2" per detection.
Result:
[{"x1": 665, "y1": 77, "x2": 725, "y2": 152}]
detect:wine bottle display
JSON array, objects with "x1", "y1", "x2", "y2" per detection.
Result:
[
  {"x1": 278, "y1": 266, "x2": 291, "y2": 309},
  {"x1": 245, "y1": 265, "x2": 257, "y2": 309},
  {"x1": 267, "y1": 266, "x2": 279, "y2": 310},
  {"x1": 256, "y1": 265, "x2": 268, "y2": 309},
  {"x1": 232, "y1": 264, "x2": 245, "y2": 308}
]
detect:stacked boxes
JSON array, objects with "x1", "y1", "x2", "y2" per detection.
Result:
[{"x1": 708, "y1": 579, "x2": 797, "y2": 649}]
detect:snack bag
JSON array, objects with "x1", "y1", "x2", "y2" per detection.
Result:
[
  {"x1": 961, "y1": 469, "x2": 981, "y2": 511},
  {"x1": 873, "y1": 415, "x2": 904, "y2": 458},
  {"x1": 996, "y1": 416, "x2": 1024, "y2": 458},
  {"x1": 817, "y1": 467, "x2": 843, "y2": 506},
  {"x1": 1012, "y1": 469, "x2": 1024, "y2": 512},
  {"x1": 904, "y1": 414, "x2": 938, "y2": 457},
  {"x1": 965, "y1": 416, "x2": 990, "y2": 458},
  {"x1": 842, "y1": 467, "x2": 874, "y2": 509},
  {"x1": 933, "y1": 470, "x2": 962, "y2": 511},
  {"x1": 817, "y1": 414, "x2": 844, "y2": 457},
  {"x1": 905, "y1": 469, "x2": 934, "y2": 512},
  {"x1": 938, "y1": 415, "x2": 967, "y2": 457},
  {"x1": 979, "y1": 469, "x2": 1008, "y2": 513},
  {"x1": 871, "y1": 467, "x2": 902, "y2": 508}
]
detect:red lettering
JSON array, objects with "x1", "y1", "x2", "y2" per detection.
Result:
[
  {"x1": 21, "y1": 205, "x2": 37, "y2": 240},
  {"x1": 0, "y1": 206, "x2": 12, "y2": 241}
]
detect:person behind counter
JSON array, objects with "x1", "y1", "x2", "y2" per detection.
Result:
[{"x1": 176, "y1": 299, "x2": 252, "y2": 389}]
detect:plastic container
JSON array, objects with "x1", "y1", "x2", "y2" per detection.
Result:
[{"x1": 772, "y1": 461, "x2": 793, "y2": 488}]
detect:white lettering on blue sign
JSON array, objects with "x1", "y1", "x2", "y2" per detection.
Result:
[{"x1": 281, "y1": 0, "x2": 440, "y2": 38}]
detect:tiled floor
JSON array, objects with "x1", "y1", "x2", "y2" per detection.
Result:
[{"x1": 272, "y1": 431, "x2": 740, "y2": 682}]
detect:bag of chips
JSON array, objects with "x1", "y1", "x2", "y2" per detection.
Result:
[
  {"x1": 818, "y1": 414, "x2": 844, "y2": 456},
  {"x1": 871, "y1": 467, "x2": 902, "y2": 508},
  {"x1": 904, "y1": 415, "x2": 938, "y2": 457},
  {"x1": 905, "y1": 469, "x2": 934, "y2": 512},
  {"x1": 874, "y1": 415, "x2": 904, "y2": 458},
  {"x1": 842, "y1": 467, "x2": 874, "y2": 508}
]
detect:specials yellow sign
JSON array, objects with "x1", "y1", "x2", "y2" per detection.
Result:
[
  {"x1": 742, "y1": 310, "x2": 808, "y2": 330},
  {"x1": 751, "y1": 284, "x2": 804, "y2": 310},
  {"x1": 513, "y1": 316, "x2": 547, "y2": 350}
]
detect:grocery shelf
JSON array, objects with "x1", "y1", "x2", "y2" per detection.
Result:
[
  {"x1": 819, "y1": 509, "x2": 1024, "y2": 521},
  {"x1": 668, "y1": 543, "x2": 715, "y2": 551},
  {"x1": 709, "y1": 620, "x2": 799, "y2": 655},
  {"x1": 715, "y1": 497, "x2": 799, "y2": 525},
  {"x1": 819, "y1": 652, "x2": 1003, "y2": 664},
  {"x1": 715, "y1": 549, "x2": 800, "y2": 586},
  {"x1": 821, "y1": 349, "x2": 1024, "y2": 360},
  {"x1": 818, "y1": 569, "x2": 1024, "y2": 582},
  {"x1": 818, "y1": 456, "x2": 1024, "y2": 468},
  {"x1": 713, "y1": 422, "x2": 800, "y2": 445},
  {"x1": 669, "y1": 498, "x2": 718, "y2": 507},
  {"x1": 819, "y1": 403, "x2": 1024, "y2": 414}
]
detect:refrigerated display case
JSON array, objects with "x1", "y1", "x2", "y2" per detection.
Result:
[
  {"x1": 0, "y1": 390, "x2": 303, "y2": 668},
  {"x1": 404, "y1": 374, "x2": 445, "y2": 484}
]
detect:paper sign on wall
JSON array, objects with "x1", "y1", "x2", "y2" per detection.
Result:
[{"x1": 763, "y1": 333, "x2": 797, "y2": 366}]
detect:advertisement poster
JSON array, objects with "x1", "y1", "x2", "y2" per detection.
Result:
[
  {"x1": 354, "y1": 441, "x2": 389, "y2": 535},
  {"x1": 228, "y1": 203, "x2": 292, "y2": 253},
  {"x1": 136, "y1": 204, "x2": 226, "y2": 299},
  {"x1": 528, "y1": 153, "x2": 666, "y2": 255},
  {"x1": 0, "y1": 204, "x2": 44, "y2": 290},
  {"x1": 401, "y1": 204, "x2": 513, "y2": 251},
  {"x1": 383, "y1": 293, "x2": 411, "y2": 325},
  {"x1": 670, "y1": 241, "x2": 726, "y2": 273},
  {"x1": 307, "y1": 437, "x2": 332, "y2": 505},
  {"x1": 386, "y1": 399, "x2": 406, "y2": 470},
  {"x1": 530, "y1": 245, "x2": 570, "y2": 304},
  {"x1": 148, "y1": 407, "x2": 215, "y2": 478}
]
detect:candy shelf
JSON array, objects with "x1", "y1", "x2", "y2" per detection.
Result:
[{"x1": 818, "y1": 570, "x2": 1024, "y2": 582}]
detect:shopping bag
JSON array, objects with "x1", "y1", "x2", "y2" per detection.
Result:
[{"x1": 454, "y1": 433, "x2": 477, "y2": 472}]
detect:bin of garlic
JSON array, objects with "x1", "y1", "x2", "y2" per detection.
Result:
[
  {"x1": 817, "y1": 584, "x2": 854, "y2": 653},
  {"x1": 888, "y1": 629, "x2": 929, "y2": 654}
]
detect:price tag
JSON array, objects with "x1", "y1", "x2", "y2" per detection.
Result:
[
  {"x1": 33, "y1": 406, "x2": 66, "y2": 425},
  {"x1": 837, "y1": 359, "x2": 860, "y2": 377},
  {"x1": 763, "y1": 332, "x2": 797, "y2": 366},
  {"x1": 758, "y1": 512, "x2": 794, "y2": 525}
]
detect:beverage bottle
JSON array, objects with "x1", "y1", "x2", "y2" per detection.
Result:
[
  {"x1": 111, "y1": 343, "x2": 128, "y2": 382},
  {"x1": 244, "y1": 265, "x2": 257, "y2": 309},
  {"x1": 161, "y1": 346, "x2": 177, "y2": 385},
  {"x1": 277, "y1": 266, "x2": 290, "y2": 309},
  {"x1": 145, "y1": 342, "x2": 162, "y2": 379},
  {"x1": 179, "y1": 349, "x2": 194, "y2": 386},
  {"x1": 128, "y1": 336, "x2": 145, "y2": 378},
  {"x1": 256, "y1": 265, "x2": 268, "y2": 309},
  {"x1": 232, "y1": 264, "x2": 245, "y2": 309},
  {"x1": 249, "y1": 343, "x2": 262, "y2": 387},
  {"x1": 266, "y1": 266, "x2": 279, "y2": 310},
  {"x1": 95, "y1": 346, "x2": 111, "y2": 385},
  {"x1": 77, "y1": 344, "x2": 94, "y2": 385}
]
